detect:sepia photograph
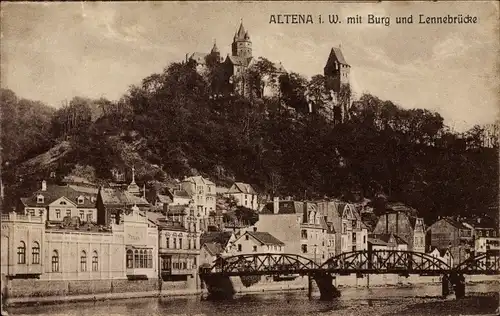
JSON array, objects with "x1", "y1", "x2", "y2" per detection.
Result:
[{"x1": 0, "y1": 1, "x2": 499, "y2": 315}]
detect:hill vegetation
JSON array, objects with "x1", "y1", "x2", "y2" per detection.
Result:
[{"x1": 1, "y1": 58, "x2": 498, "y2": 224}]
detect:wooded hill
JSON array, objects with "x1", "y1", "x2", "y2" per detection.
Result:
[{"x1": 1, "y1": 58, "x2": 498, "y2": 224}]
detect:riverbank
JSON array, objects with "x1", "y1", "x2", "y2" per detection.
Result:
[{"x1": 4, "y1": 275, "x2": 499, "y2": 308}]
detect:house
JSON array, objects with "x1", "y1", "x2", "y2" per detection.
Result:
[
  {"x1": 200, "y1": 231, "x2": 236, "y2": 254},
  {"x1": 230, "y1": 230, "x2": 285, "y2": 255},
  {"x1": 20, "y1": 180, "x2": 98, "y2": 224},
  {"x1": 96, "y1": 187, "x2": 151, "y2": 226},
  {"x1": 226, "y1": 182, "x2": 259, "y2": 211},
  {"x1": 426, "y1": 218, "x2": 474, "y2": 264},
  {"x1": 259, "y1": 198, "x2": 336, "y2": 263},
  {"x1": 316, "y1": 200, "x2": 368, "y2": 256},
  {"x1": 372, "y1": 205, "x2": 425, "y2": 252},
  {"x1": 199, "y1": 242, "x2": 225, "y2": 268},
  {"x1": 147, "y1": 208, "x2": 200, "y2": 282},
  {"x1": 463, "y1": 217, "x2": 500, "y2": 254},
  {"x1": 166, "y1": 188, "x2": 192, "y2": 206},
  {"x1": 151, "y1": 193, "x2": 172, "y2": 209},
  {"x1": 179, "y1": 176, "x2": 216, "y2": 219},
  {"x1": 429, "y1": 247, "x2": 454, "y2": 267},
  {"x1": 369, "y1": 233, "x2": 408, "y2": 251},
  {"x1": 367, "y1": 236, "x2": 389, "y2": 251}
]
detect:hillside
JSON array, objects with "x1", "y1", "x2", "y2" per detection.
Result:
[{"x1": 1, "y1": 60, "x2": 498, "y2": 225}]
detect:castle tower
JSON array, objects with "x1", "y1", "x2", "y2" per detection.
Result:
[
  {"x1": 231, "y1": 20, "x2": 252, "y2": 59},
  {"x1": 323, "y1": 45, "x2": 351, "y2": 94}
]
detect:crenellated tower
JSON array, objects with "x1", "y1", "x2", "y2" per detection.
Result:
[{"x1": 231, "y1": 21, "x2": 252, "y2": 59}]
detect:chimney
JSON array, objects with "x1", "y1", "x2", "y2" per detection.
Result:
[
  {"x1": 273, "y1": 197, "x2": 279, "y2": 214},
  {"x1": 303, "y1": 201, "x2": 308, "y2": 223},
  {"x1": 41, "y1": 180, "x2": 47, "y2": 191}
]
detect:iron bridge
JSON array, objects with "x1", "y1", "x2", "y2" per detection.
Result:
[{"x1": 200, "y1": 250, "x2": 500, "y2": 277}]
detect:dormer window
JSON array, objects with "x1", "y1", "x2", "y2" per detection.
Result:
[
  {"x1": 37, "y1": 195, "x2": 44, "y2": 204},
  {"x1": 77, "y1": 196, "x2": 84, "y2": 205},
  {"x1": 60, "y1": 201, "x2": 66, "y2": 205}
]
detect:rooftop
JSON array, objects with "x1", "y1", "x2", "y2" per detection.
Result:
[{"x1": 245, "y1": 231, "x2": 285, "y2": 246}]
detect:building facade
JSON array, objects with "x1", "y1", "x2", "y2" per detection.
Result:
[
  {"x1": 179, "y1": 176, "x2": 216, "y2": 219},
  {"x1": 20, "y1": 180, "x2": 98, "y2": 224},
  {"x1": 372, "y1": 209, "x2": 425, "y2": 252},
  {"x1": 1, "y1": 206, "x2": 158, "y2": 281},
  {"x1": 426, "y1": 218, "x2": 474, "y2": 265},
  {"x1": 226, "y1": 182, "x2": 259, "y2": 211},
  {"x1": 230, "y1": 230, "x2": 285, "y2": 255}
]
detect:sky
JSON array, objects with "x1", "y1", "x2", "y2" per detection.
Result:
[{"x1": 1, "y1": 1, "x2": 499, "y2": 131}]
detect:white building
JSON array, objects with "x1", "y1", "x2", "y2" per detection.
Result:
[
  {"x1": 226, "y1": 182, "x2": 259, "y2": 211},
  {"x1": 230, "y1": 230, "x2": 285, "y2": 255},
  {"x1": 179, "y1": 176, "x2": 216, "y2": 218}
]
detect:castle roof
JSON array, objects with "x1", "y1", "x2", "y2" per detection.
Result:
[
  {"x1": 235, "y1": 21, "x2": 248, "y2": 40},
  {"x1": 211, "y1": 41, "x2": 220, "y2": 54},
  {"x1": 21, "y1": 184, "x2": 96, "y2": 208},
  {"x1": 325, "y1": 47, "x2": 349, "y2": 68}
]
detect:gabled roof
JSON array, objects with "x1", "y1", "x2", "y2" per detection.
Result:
[
  {"x1": 368, "y1": 237, "x2": 388, "y2": 246},
  {"x1": 371, "y1": 233, "x2": 408, "y2": 245},
  {"x1": 183, "y1": 176, "x2": 215, "y2": 186},
  {"x1": 21, "y1": 184, "x2": 96, "y2": 208},
  {"x1": 260, "y1": 201, "x2": 314, "y2": 215},
  {"x1": 273, "y1": 62, "x2": 287, "y2": 73},
  {"x1": 245, "y1": 231, "x2": 285, "y2": 246},
  {"x1": 203, "y1": 242, "x2": 224, "y2": 256},
  {"x1": 442, "y1": 218, "x2": 470, "y2": 230},
  {"x1": 99, "y1": 188, "x2": 150, "y2": 207},
  {"x1": 156, "y1": 194, "x2": 172, "y2": 204},
  {"x1": 201, "y1": 231, "x2": 233, "y2": 248},
  {"x1": 228, "y1": 182, "x2": 257, "y2": 195}
]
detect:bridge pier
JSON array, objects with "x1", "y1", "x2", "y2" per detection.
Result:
[
  {"x1": 442, "y1": 272, "x2": 466, "y2": 299},
  {"x1": 312, "y1": 273, "x2": 341, "y2": 301},
  {"x1": 200, "y1": 274, "x2": 236, "y2": 300}
]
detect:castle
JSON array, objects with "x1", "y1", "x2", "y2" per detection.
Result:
[{"x1": 185, "y1": 21, "x2": 351, "y2": 120}]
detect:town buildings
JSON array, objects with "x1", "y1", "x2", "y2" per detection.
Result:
[
  {"x1": 259, "y1": 199, "x2": 336, "y2": 264},
  {"x1": 426, "y1": 218, "x2": 474, "y2": 265},
  {"x1": 371, "y1": 204, "x2": 426, "y2": 253},
  {"x1": 316, "y1": 200, "x2": 368, "y2": 256},
  {"x1": 429, "y1": 247, "x2": 454, "y2": 267}
]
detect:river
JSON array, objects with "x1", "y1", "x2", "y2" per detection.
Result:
[{"x1": 7, "y1": 283, "x2": 500, "y2": 316}]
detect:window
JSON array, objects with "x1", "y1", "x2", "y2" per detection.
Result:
[
  {"x1": 66, "y1": 210, "x2": 71, "y2": 217},
  {"x1": 17, "y1": 241, "x2": 26, "y2": 264},
  {"x1": 166, "y1": 237, "x2": 170, "y2": 248},
  {"x1": 478, "y1": 231, "x2": 482, "y2": 237},
  {"x1": 173, "y1": 238, "x2": 177, "y2": 249},
  {"x1": 80, "y1": 211, "x2": 85, "y2": 220},
  {"x1": 179, "y1": 238, "x2": 183, "y2": 249},
  {"x1": 32, "y1": 242, "x2": 40, "y2": 264},
  {"x1": 29, "y1": 209, "x2": 35, "y2": 216},
  {"x1": 301, "y1": 244, "x2": 308, "y2": 253},
  {"x1": 148, "y1": 250, "x2": 153, "y2": 269},
  {"x1": 52, "y1": 250, "x2": 59, "y2": 272},
  {"x1": 60, "y1": 201, "x2": 67, "y2": 205},
  {"x1": 352, "y1": 232, "x2": 356, "y2": 242},
  {"x1": 87, "y1": 214, "x2": 92, "y2": 222},
  {"x1": 80, "y1": 251, "x2": 87, "y2": 272},
  {"x1": 134, "y1": 250, "x2": 140, "y2": 267},
  {"x1": 301, "y1": 230, "x2": 307, "y2": 239},
  {"x1": 486, "y1": 231, "x2": 490, "y2": 237},
  {"x1": 56, "y1": 209, "x2": 61, "y2": 219},
  {"x1": 363, "y1": 235, "x2": 366, "y2": 244},
  {"x1": 140, "y1": 250, "x2": 146, "y2": 268},
  {"x1": 126, "y1": 250, "x2": 134, "y2": 268},
  {"x1": 78, "y1": 196, "x2": 84, "y2": 204},
  {"x1": 237, "y1": 244, "x2": 242, "y2": 252},
  {"x1": 253, "y1": 246, "x2": 257, "y2": 252},
  {"x1": 39, "y1": 209, "x2": 44, "y2": 216},
  {"x1": 37, "y1": 195, "x2": 44, "y2": 203},
  {"x1": 342, "y1": 223, "x2": 347, "y2": 234},
  {"x1": 92, "y1": 251, "x2": 98, "y2": 271},
  {"x1": 245, "y1": 235, "x2": 249, "y2": 240}
]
